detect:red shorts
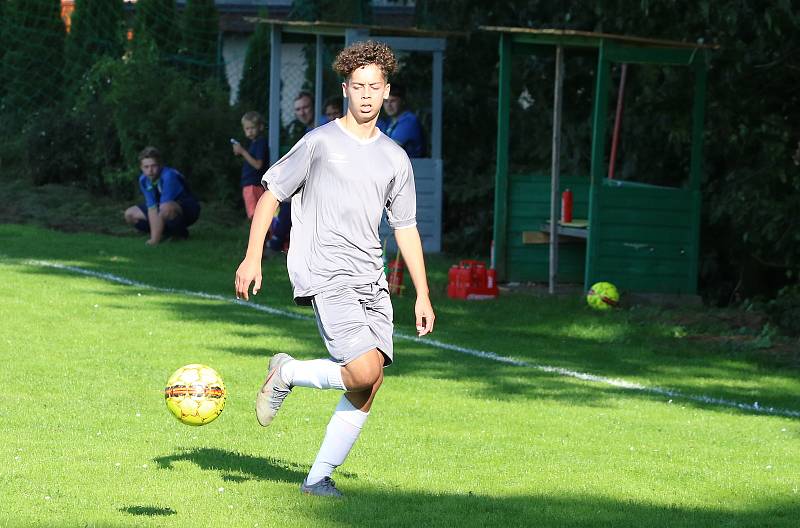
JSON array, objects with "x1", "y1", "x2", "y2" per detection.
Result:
[{"x1": 242, "y1": 184, "x2": 265, "y2": 220}]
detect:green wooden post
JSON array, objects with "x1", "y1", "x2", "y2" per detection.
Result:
[
  {"x1": 584, "y1": 40, "x2": 611, "y2": 291},
  {"x1": 493, "y1": 33, "x2": 512, "y2": 279},
  {"x1": 686, "y1": 50, "x2": 708, "y2": 294}
]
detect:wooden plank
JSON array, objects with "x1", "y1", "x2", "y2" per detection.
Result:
[
  {"x1": 595, "y1": 241, "x2": 691, "y2": 259},
  {"x1": 598, "y1": 209, "x2": 693, "y2": 226},
  {"x1": 604, "y1": 42, "x2": 696, "y2": 66},
  {"x1": 479, "y1": 26, "x2": 718, "y2": 51},
  {"x1": 522, "y1": 231, "x2": 550, "y2": 244},
  {"x1": 522, "y1": 231, "x2": 584, "y2": 244},
  {"x1": 592, "y1": 225, "x2": 691, "y2": 243}
]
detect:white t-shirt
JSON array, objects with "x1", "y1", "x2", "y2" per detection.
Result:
[{"x1": 262, "y1": 119, "x2": 417, "y2": 302}]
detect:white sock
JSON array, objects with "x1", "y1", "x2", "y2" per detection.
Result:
[
  {"x1": 281, "y1": 359, "x2": 346, "y2": 390},
  {"x1": 305, "y1": 395, "x2": 369, "y2": 485}
]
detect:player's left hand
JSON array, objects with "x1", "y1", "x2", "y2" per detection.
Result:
[{"x1": 414, "y1": 294, "x2": 435, "y2": 337}]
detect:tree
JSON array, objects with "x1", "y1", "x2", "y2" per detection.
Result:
[
  {"x1": 0, "y1": 0, "x2": 6, "y2": 102},
  {"x1": 133, "y1": 0, "x2": 179, "y2": 58},
  {"x1": 237, "y1": 10, "x2": 270, "y2": 117},
  {"x1": 0, "y1": 0, "x2": 66, "y2": 116},
  {"x1": 179, "y1": 0, "x2": 224, "y2": 84},
  {"x1": 63, "y1": 0, "x2": 125, "y2": 89}
]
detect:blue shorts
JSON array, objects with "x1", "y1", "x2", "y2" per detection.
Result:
[{"x1": 136, "y1": 197, "x2": 200, "y2": 234}]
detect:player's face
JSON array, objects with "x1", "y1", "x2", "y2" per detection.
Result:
[
  {"x1": 140, "y1": 157, "x2": 161, "y2": 180},
  {"x1": 342, "y1": 64, "x2": 389, "y2": 123},
  {"x1": 293, "y1": 96, "x2": 314, "y2": 126},
  {"x1": 383, "y1": 95, "x2": 403, "y2": 117},
  {"x1": 242, "y1": 120, "x2": 261, "y2": 140}
]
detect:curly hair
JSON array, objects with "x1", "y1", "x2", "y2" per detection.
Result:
[{"x1": 332, "y1": 40, "x2": 397, "y2": 81}]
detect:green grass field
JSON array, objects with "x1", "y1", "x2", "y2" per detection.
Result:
[{"x1": 1, "y1": 222, "x2": 799, "y2": 527}]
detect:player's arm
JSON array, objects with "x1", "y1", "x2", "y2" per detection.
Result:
[
  {"x1": 234, "y1": 144, "x2": 264, "y2": 171},
  {"x1": 394, "y1": 226, "x2": 435, "y2": 336},
  {"x1": 235, "y1": 190, "x2": 280, "y2": 300},
  {"x1": 146, "y1": 206, "x2": 165, "y2": 245}
]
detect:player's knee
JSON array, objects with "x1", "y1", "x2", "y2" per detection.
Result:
[
  {"x1": 347, "y1": 364, "x2": 382, "y2": 391},
  {"x1": 124, "y1": 207, "x2": 140, "y2": 225},
  {"x1": 159, "y1": 202, "x2": 181, "y2": 220}
]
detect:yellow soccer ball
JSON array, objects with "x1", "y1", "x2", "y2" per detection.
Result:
[
  {"x1": 164, "y1": 364, "x2": 226, "y2": 426},
  {"x1": 586, "y1": 282, "x2": 620, "y2": 311}
]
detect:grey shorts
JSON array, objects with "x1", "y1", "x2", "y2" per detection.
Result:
[{"x1": 311, "y1": 282, "x2": 394, "y2": 367}]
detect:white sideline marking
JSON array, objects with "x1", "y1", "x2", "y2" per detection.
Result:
[{"x1": 25, "y1": 259, "x2": 800, "y2": 419}]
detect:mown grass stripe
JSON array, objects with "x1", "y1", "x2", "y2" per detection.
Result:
[{"x1": 25, "y1": 258, "x2": 800, "y2": 419}]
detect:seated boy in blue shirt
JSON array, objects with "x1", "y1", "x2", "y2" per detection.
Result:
[
  {"x1": 123, "y1": 146, "x2": 200, "y2": 245},
  {"x1": 377, "y1": 83, "x2": 427, "y2": 158},
  {"x1": 232, "y1": 111, "x2": 269, "y2": 220}
]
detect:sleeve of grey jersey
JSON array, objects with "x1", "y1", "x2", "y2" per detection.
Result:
[
  {"x1": 385, "y1": 156, "x2": 417, "y2": 230},
  {"x1": 261, "y1": 138, "x2": 312, "y2": 202}
]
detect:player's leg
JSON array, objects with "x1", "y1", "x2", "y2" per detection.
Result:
[
  {"x1": 124, "y1": 204, "x2": 149, "y2": 233},
  {"x1": 160, "y1": 200, "x2": 194, "y2": 239},
  {"x1": 300, "y1": 285, "x2": 392, "y2": 497},
  {"x1": 300, "y1": 372, "x2": 381, "y2": 498}
]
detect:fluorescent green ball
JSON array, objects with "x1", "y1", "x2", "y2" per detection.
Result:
[{"x1": 587, "y1": 282, "x2": 620, "y2": 310}]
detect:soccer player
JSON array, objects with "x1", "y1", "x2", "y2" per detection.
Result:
[{"x1": 235, "y1": 40, "x2": 435, "y2": 498}]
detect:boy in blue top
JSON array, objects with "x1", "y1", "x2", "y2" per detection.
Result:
[
  {"x1": 377, "y1": 83, "x2": 426, "y2": 158},
  {"x1": 123, "y1": 146, "x2": 200, "y2": 245},
  {"x1": 232, "y1": 111, "x2": 269, "y2": 220}
]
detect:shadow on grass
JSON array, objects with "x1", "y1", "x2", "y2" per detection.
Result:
[
  {"x1": 153, "y1": 447, "x2": 308, "y2": 484},
  {"x1": 302, "y1": 488, "x2": 800, "y2": 528},
  {"x1": 148, "y1": 447, "x2": 800, "y2": 527},
  {"x1": 153, "y1": 447, "x2": 358, "y2": 486},
  {"x1": 119, "y1": 506, "x2": 176, "y2": 517}
]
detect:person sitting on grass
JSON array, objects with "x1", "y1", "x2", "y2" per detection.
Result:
[{"x1": 123, "y1": 146, "x2": 200, "y2": 245}]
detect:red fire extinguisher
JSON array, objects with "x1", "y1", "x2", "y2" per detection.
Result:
[{"x1": 561, "y1": 188, "x2": 573, "y2": 223}]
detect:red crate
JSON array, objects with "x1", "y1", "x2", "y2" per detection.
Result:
[{"x1": 447, "y1": 260, "x2": 498, "y2": 300}]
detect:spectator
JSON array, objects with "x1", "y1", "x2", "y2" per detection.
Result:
[
  {"x1": 322, "y1": 96, "x2": 344, "y2": 124},
  {"x1": 378, "y1": 83, "x2": 426, "y2": 158},
  {"x1": 123, "y1": 146, "x2": 200, "y2": 245},
  {"x1": 232, "y1": 111, "x2": 269, "y2": 220},
  {"x1": 292, "y1": 91, "x2": 315, "y2": 134}
]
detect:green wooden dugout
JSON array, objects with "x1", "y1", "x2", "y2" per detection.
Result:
[{"x1": 482, "y1": 27, "x2": 716, "y2": 295}]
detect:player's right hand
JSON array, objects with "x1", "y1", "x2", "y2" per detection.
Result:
[{"x1": 235, "y1": 257, "x2": 262, "y2": 301}]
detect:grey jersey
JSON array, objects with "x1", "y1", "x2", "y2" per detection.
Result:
[{"x1": 262, "y1": 119, "x2": 417, "y2": 301}]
